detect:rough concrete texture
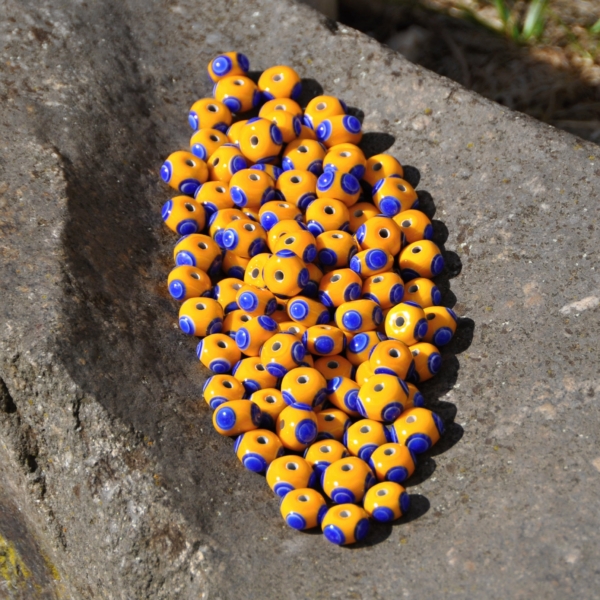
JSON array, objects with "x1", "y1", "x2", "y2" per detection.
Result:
[{"x1": 0, "y1": 0, "x2": 599, "y2": 598}]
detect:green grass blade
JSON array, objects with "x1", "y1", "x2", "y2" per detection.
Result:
[
  {"x1": 591, "y1": 18, "x2": 600, "y2": 35},
  {"x1": 494, "y1": 0, "x2": 510, "y2": 29},
  {"x1": 522, "y1": 0, "x2": 548, "y2": 41}
]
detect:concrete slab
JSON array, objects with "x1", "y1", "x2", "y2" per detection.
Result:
[{"x1": 0, "y1": 0, "x2": 599, "y2": 597}]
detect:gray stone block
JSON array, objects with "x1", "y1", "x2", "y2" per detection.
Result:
[{"x1": 1, "y1": 0, "x2": 599, "y2": 597}]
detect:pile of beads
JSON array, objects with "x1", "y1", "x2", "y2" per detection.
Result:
[{"x1": 160, "y1": 52, "x2": 457, "y2": 545}]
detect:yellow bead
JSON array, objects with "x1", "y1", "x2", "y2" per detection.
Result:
[
  {"x1": 222, "y1": 251, "x2": 249, "y2": 279},
  {"x1": 318, "y1": 268, "x2": 362, "y2": 308},
  {"x1": 287, "y1": 296, "x2": 329, "y2": 327},
  {"x1": 355, "y1": 360, "x2": 375, "y2": 385},
  {"x1": 385, "y1": 302, "x2": 428, "y2": 346},
  {"x1": 316, "y1": 409, "x2": 352, "y2": 442},
  {"x1": 343, "y1": 419, "x2": 390, "y2": 461},
  {"x1": 229, "y1": 169, "x2": 276, "y2": 209},
  {"x1": 316, "y1": 170, "x2": 361, "y2": 206},
  {"x1": 197, "y1": 333, "x2": 241, "y2": 374},
  {"x1": 321, "y1": 456, "x2": 375, "y2": 504},
  {"x1": 226, "y1": 119, "x2": 248, "y2": 146},
  {"x1": 214, "y1": 278, "x2": 244, "y2": 313},
  {"x1": 207, "y1": 145, "x2": 248, "y2": 183},
  {"x1": 278, "y1": 320, "x2": 306, "y2": 340},
  {"x1": 303, "y1": 324, "x2": 346, "y2": 357},
  {"x1": 326, "y1": 376, "x2": 360, "y2": 418},
  {"x1": 368, "y1": 443, "x2": 416, "y2": 484},
  {"x1": 208, "y1": 208, "x2": 250, "y2": 248},
  {"x1": 214, "y1": 75, "x2": 261, "y2": 113},
  {"x1": 188, "y1": 98, "x2": 232, "y2": 132},
  {"x1": 297, "y1": 124, "x2": 318, "y2": 141},
  {"x1": 322, "y1": 504, "x2": 370, "y2": 545},
  {"x1": 316, "y1": 114, "x2": 362, "y2": 148},
  {"x1": 389, "y1": 407, "x2": 444, "y2": 453},
  {"x1": 167, "y1": 265, "x2": 212, "y2": 301},
  {"x1": 363, "y1": 481, "x2": 410, "y2": 522},
  {"x1": 357, "y1": 374, "x2": 408, "y2": 422},
  {"x1": 234, "y1": 314, "x2": 278, "y2": 357},
  {"x1": 242, "y1": 252, "x2": 271, "y2": 288},
  {"x1": 250, "y1": 388, "x2": 287, "y2": 429},
  {"x1": 202, "y1": 374, "x2": 246, "y2": 410},
  {"x1": 369, "y1": 339, "x2": 413, "y2": 379},
  {"x1": 314, "y1": 355, "x2": 355, "y2": 382},
  {"x1": 267, "y1": 218, "x2": 307, "y2": 252},
  {"x1": 232, "y1": 356, "x2": 279, "y2": 394},
  {"x1": 303, "y1": 95, "x2": 346, "y2": 129},
  {"x1": 195, "y1": 181, "x2": 235, "y2": 216},
  {"x1": 372, "y1": 176, "x2": 418, "y2": 217},
  {"x1": 305, "y1": 198, "x2": 349, "y2": 236},
  {"x1": 207, "y1": 52, "x2": 250, "y2": 83},
  {"x1": 260, "y1": 332, "x2": 306, "y2": 377},
  {"x1": 405, "y1": 382, "x2": 425, "y2": 410},
  {"x1": 262, "y1": 251, "x2": 309, "y2": 297},
  {"x1": 282, "y1": 139, "x2": 327, "y2": 175},
  {"x1": 276, "y1": 404, "x2": 319, "y2": 451},
  {"x1": 345, "y1": 331, "x2": 387, "y2": 366},
  {"x1": 280, "y1": 488, "x2": 327, "y2": 531},
  {"x1": 355, "y1": 215, "x2": 402, "y2": 256},
  {"x1": 323, "y1": 143, "x2": 366, "y2": 179},
  {"x1": 348, "y1": 201, "x2": 380, "y2": 233},
  {"x1": 189, "y1": 128, "x2": 229, "y2": 162},
  {"x1": 423, "y1": 306, "x2": 458, "y2": 346},
  {"x1": 222, "y1": 310, "x2": 253, "y2": 339},
  {"x1": 363, "y1": 154, "x2": 404, "y2": 187},
  {"x1": 349, "y1": 248, "x2": 394, "y2": 278},
  {"x1": 303, "y1": 262, "x2": 324, "y2": 299},
  {"x1": 276, "y1": 170, "x2": 318, "y2": 211},
  {"x1": 273, "y1": 230, "x2": 318, "y2": 264},
  {"x1": 408, "y1": 342, "x2": 442, "y2": 383},
  {"x1": 236, "y1": 282, "x2": 277, "y2": 314},
  {"x1": 402, "y1": 278, "x2": 442, "y2": 308},
  {"x1": 258, "y1": 65, "x2": 302, "y2": 100},
  {"x1": 238, "y1": 117, "x2": 283, "y2": 164},
  {"x1": 399, "y1": 240, "x2": 445, "y2": 280},
  {"x1": 304, "y1": 439, "x2": 349, "y2": 475},
  {"x1": 259, "y1": 97, "x2": 303, "y2": 118},
  {"x1": 362, "y1": 272, "x2": 405, "y2": 310},
  {"x1": 267, "y1": 456, "x2": 317, "y2": 497},
  {"x1": 259, "y1": 200, "x2": 302, "y2": 231},
  {"x1": 178, "y1": 297, "x2": 223, "y2": 337},
  {"x1": 173, "y1": 233, "x2": 222, "y2": 275},
  {"x1": 221, "y1": 219, "x2": 269, "y2": 258},
  {"x1": 270, "y1": 299, "x2": 290, "y2": 323},
  {"x1": 335, "y1": 299, "x2": 383, "y2": 334},
  {"x1": 160, "y1": 151, "x2": 209, "y2": 196},
  {"x1": 280, "y1": 366, "x2": 327, "y2": 409},
  {"x1": 260, "y1": 108, "x2": 302, "y2": 144},
  {"x1": 235, "y1": 428, "x2": 283, "y2": 473},
  {"x1": 393, "y1": 209, "x2": 433, "y2": 244},
  {"x1": 212, "y1": 399, "x2": 261, "y2": 436},
  {"x1": 316, "y1": 231, "x2": 359, "y2": 269}
]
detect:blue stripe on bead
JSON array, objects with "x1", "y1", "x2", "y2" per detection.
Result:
[
  {"x1": 416, "y1": 318, "x2": 428, "y2": 340},
  {"x1": 206, "y1": 318, "x2": 223, "y2": 335},
  {"x1": 348, "y1": 332, "x2": 369, "y2": 353},
  {"x1": 230, "y1": 186, "x2": 247, "y2": 207},
  {"x1": 209, "y1": 396, "x2": 227, "y2": 410},
  {"x1": 191, "y1": 143, "x2": 207, "y2": 160},
  {"x1": 307, "y1": 160, "x2": 323, "y2": 175},
  {"x1": 233, "y1": 434, "x2": 244, "y2": 453},
  {"x1": 221, "y1": 229, "x2": 239, "y2": 250},
  {"x1": 401, "y1": 268, "x2": 421, "y2": 282},
  {"x1": 298, "y1": 267, "x2": 309, "y2": 288},
  {"x1": 316, "y1": 120, "x2": 332, "y2": 142},
  {"x1": 212, "y1": 55, "x2": 233, "y2": 76},
  {"x1": 317, "y1": 504, "x2": 328, "y2": 526},
  {"x1": 257, "y1": 316, "x2": 278, "y2": 331},
  {"x1": 291, "y1": 81, "x2": 302, "y2": 100},
  {"x1": 176, "y1": 219, "x2": 200, "y2": 236},
  {"x1": 346, "y1": 282, "x2": 361, "y2": 302},
  {"x1": 341, "y1": 173, "x2": 360, "y2": 195},
  {"x1": 350, "y1": 164, "x2": 366, "y2": 180},
  {"x1": 432, "y1": 411, "x2": 445, "y2": 436},
  {"x1": 400, "y1": 491, "x2": 411, "y2": 514},
  {"x1": 343, "y1": 115, "x2": 362, "y2": 134},
  {"x1": 318, "y1": 291, "x2": 333, "y2": 308},
  {"x1": 266, "y1": 363, "x2": 287, "y2": 378},
  {"x1": 297, "y1": 193, "x2": 316, "y2": 212},
  {"x1": 355, "y1": 224, "x2": 366, "y2": 244},
  {"x1": 366, "y1": 249, "x2": 388, "y2": 270},
  {"x1": 223, "y1": 96, "x2": 242, "y2": 112},
  {"x1": 304, "y1": 244, "x2": 317, "y2": 264},
  {"x1": 231, "y1": 155, "x2": 247, "y2": 173},
  {"x1": 236, "y1": 328, "x2": 251, "y2": 350},
  {"x1": 188, "y1": 112, "x2": 199, "y2": 131},
  {"x1": 358, "y1": 443, "x2": 378, "y2": 461},
  {"x1": 209, "y1": 358, "x2": 231, "y2": 374},
  {"x1": 307, "y1": 221, "x2": 324, "y2": 236},
  {"x1": 424, "y1": 223, "x2": 433, "y2": 240},
  {"x1": 432, "y1": 286, "x2": 442, "y2": 305},
  {"x1": 161, "y1": 199, "x2": 173, "y2": 221},
  {"x1": 292, "y1": 342, "x2": 305, "y2": 363},
  {"x1": 344, "y1": 388, "x2": 358, "y2": 412},
  {"x1": 160, "y1": 160, "x2": 173, "y2": 183},
  {"x1": 285, "y1": 512, "x2": 307, "y2": 530},
  {"x1": 270, "y1": 123, "x2": 283, "y2": 145},
  {"x1": 378, "y1": 197, "x2": 401, "y2": 216},
  {"x1": 248, "y1": 238, "x2": 268, "y2": 257},
  {"x1": 319, "y1": 249, "x2": 337, "y2": 266},
  {"x1": 349, "y1": 255, "x2": 362, "y2": 274}
]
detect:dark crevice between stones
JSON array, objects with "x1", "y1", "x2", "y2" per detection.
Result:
[{"x1": 0, "y1": 376, "x2": 17, "y2": 414}]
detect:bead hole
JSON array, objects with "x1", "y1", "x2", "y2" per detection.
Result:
[
  {"x1": 330, "y1": 274, "x2": 341, "y2": 283},
  {"x1": 354, "y1": 209, "x2": 363, "y2": 217},
  {"x1": 241, "y1": 315, "x2": 251, "y2": 322},
  {"x1": 234, "y1": 79, "x2": 244, "y2": 86},
  {"x1": 244, "y1": 223, "x2": 256, "y2": 231},
  {"x1": 212, "y1": 157, "x2": 220, "y2": 166},
  {"x1": 186, "y1": 159, "x2": 196, "y2": 167},
  {"x1": 279, "y1": 419, "x2": 285, "y2": 429},
  {"x1": 223, "y1": 381, "x2": 233, "y2": 389},
  {"x1": 397, "y1": 184, "x2": 407, "y2": 192},
  {"x1": 207, "y1": 104, "x2": 218, "y2": 112},
  {"x1": 265, "y1": 395, "x2": 277, "y2": 404},
  {"x1": 372, "y1": 162, "x2": 382, "y2": 172},
  {"x1": 316, "y1": 102, "x2": 327, "y2": 111},
  {"x1": 196, "y1": 303, "x2": 206, "y2": 310},
  {"x1": 408, "y1": 285, "x2": 418, "y2": 293},
  {"x1": 284, "y1": 237, "x2": 295, "y2": 245},
  {"x1": 198, "y1": 242, "x2": 208, "y2": 249},
  {"x1": 190, "y1": 272, "x2": 200, "y2": 280},
  {"x1": 217, "y1": 341, "x2": 227, "y2": 349},
  {"x1": 395, "y1": 317, "x2": 405, "y2": 327},
  {"x1": 275, "y1": 104, "x2": 286, "y2": 110},
  {"x1": 341, "y1": 464, "x2": 353, "y2": 472},
  {"x1": 321, "y1": 445, "x2": 332, "y2": 452},
  {"x1": 374, "y1": 384, "x2": 384, "y2": 392},
  {"x1": 210, "y1": 134, "x2": 219, "y2": 142},
  {"x1": 332, "y1": 234, "x2": 343, "y2": 239},
  {"x1": 250, "y1": 136, "x2": 259, "y2": 146},
  {"x1": 427, "y1": 313, "x2": 436, "y2": 320},
  {"x1": 286, "y1": 461, "x2": 297, "y2": 470},
  {"x1": 412, "y1": 246, "x2": 422, "y2": 254},
  {"x1": 290, "y1": 176, "x2": 301, "y2": 184},
  {"x1": 289, "y1": 327, "x2": 299, "y2": 334},
  {"x1": 406, "y1": 415, "x2": 417, "y2": 423},
  {"x1": 278, "y1": 203, "x2": 288, "y2": 208},
  {"x1": 232, "y1": 283, "x2": 242, "y2": 290},
  {"x1": 257, "y1": 436, "x2": 268, "y2": 444},
  {"x1": 272, "y1": 73, "x2": 283, "y2": 82},
  {"x1": 376, "y1": 489, "x2": 388, "y2": 497},
  {"x1": 272, "y1": 342, "x2": 282, "y2": 351},
  {"x1": 373, "y1": 276, "x2": 384, "y2": 283},
  {"x1": 297, "y1": 376, "x2": 309, "y2": 384},
  {"x1": 298, "y1": 145, "x2": 308, "y2": 153},
  {"x1": 383, "y1": 448, "x2": 395, "y2": 456},
  {"x1": 249, "y1": 173, "x2": 260, "y2": 181},
  {"x1": 388, "y1": 349, "x2": 400, "y2": 358},
  {"x1": 251, "y1": 268, "x2": 260, "y2": 278},
  {"x1": 216, "y1": 186, "x2": 226, "y2": 193},
  {"x1": 401, "y1": 219, "x2": 411, "y2": 228},
  {"x1": 184, "y1": 203, "x2": 195, "y2": 212},
  {"x1": 256, "y1": 364, "x2": 266, "y2": 371},
  {"x1": 339, "y1": 151, "x2": 351, "y2": 158},
  {"x1": 379, "y1": 228, "x2": 390, "y2": 239},
  {"x1": 339, "y1": 510, "x2": 351, "y2": 518},
  {"x1": 324, "y1": 206, "x2": 335, "y2": 215},
  {"x1": 298, "y1": 494, "x2": 309, "y2": 502},
  {"x1": 411, "y1": 349, "x2": 420, "y2": 357},
  {"x1": 324, "y1": 415, "x2": 335, "y2": 422},
  {"x1": 327, "y1": 361, "x2": 339, "y2": 369},
  {"x1": 274, "y1": 270, "x2": 285, "y2": 281},
  {"x1": 359, "y1": 426, "x2": 371, "y2": 434}
]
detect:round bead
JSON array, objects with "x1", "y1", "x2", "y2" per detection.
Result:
[
  {"x1": 202, "y1": 374, "x2": 246, "y2": 410},
  {"x1": 188, "y1": 98, "x2": 232, "y2": 132},
  {"x1": 238, "y1": 118, "x2": 283, "y2": 164},
  {"x1": 277, "y1": 320, "x2": 306, "y2": 340},
  {"x1": 389, "y1": 407, "x2": 444, "y2": 453},
  {"x1": 363, "y1": 481, "x2": 410, "y2": 522},
  {"x1": 173, "y1": 234, "x2": 222, "y2": 276},
  {"x1": 232, "y1": 356, "x2": 279, "y2": 394},
  {"x1": 355, "y1": 360, "x2": 375, "y2": 385},
  {"x1": 323, "y1": 143, "x2": 366, "y2": 179},
  {"x1": 280, "y1": 366, "x2": 327, "y2": 409},
  {"x1": 197, "y1": 333, "x2": 242, "y2": 374},
  {"x1": 214, "y1": 278, "x2": 243, "y2": 313},
  {"x1": 235, "y1": 314, "x2": 278, "y2": 356},
  {"x1": 348, "y1": 202, "x2": 380, "y2": 233},
  {"x1": 322, "y1": 504, "x2": 370, "y2": 545},
  {"x1": 178, "y1": 297, "x2": 224, "y2": 337},
  {"x1": 195, "y1": 181, "x2": 235, "y2": 216},
  {"x1": 214, "y1": 75, "x2": 261, "y2": 113},
  {"x1": 369, "y1": 339, "x2": 413, "y2": 379},
  {"x1": 160, "y1": 151, "x2": 209, "y2": 196},
  {"x1": 209, "y1": 208, "x2": 250, "y2": 248},
  {"x1": 423, "y1": 306, "x2": 458, "y2": 346},
  {"x1": 222, "y1": 219, "x2": 268, "y2": 258},
  {"x1": 362, "y1": 272, "x2": 405, "y2": 310},
  {"x1": 335, "y1": 299, "x2": 383, "y2": 334},
  {"x1": 259, "y1": 201, "x2": 302, "y2": 231},
  {"x1": 167, "y1": 265, "x2": 212, "y2": 301},
  {"x1": 303, "y1": 262, "x2": 324, "y2": 298},
  {"x1": 260, "y1": 108, "x2": 301, "y2": 144},
  {"x1": 287, "y1": 296, "x2": 329, "y2": 327},
  {"x1": 343, "y1": 419, "x2": 390, "y2": 461},
  {"x1": 282, "y1": 139, "x2": 326, "y2": 175},
  {"x1": 250, "y1": 388, "x2": 287, "y2": 429},
  {"x1": 189, "y1": 128, "x2": 229, "y2": 161},
  {"x1": 235, "y1": 428, "x2": 283, "y2": 473},
  {"x1": 259, "y1": 97, "x2": 303, "y2": 118},
  {"x1": 243, "y1": 253, "x2": 271, "y2": 289},
  {"x1": 372, "y1": 176, "x2": 418, "y2": 217},
  {"x1": 229, "y1": 169, "x2": 276, "y2": 209},
  {"x1": 235, "y1": 284, "x2": 277, "y2": 316},
  {"x1": 207, "y1": 145, "x2": 248, "y2": 183},
  {"x1": 222, "y1": 310, "x2": 253, "y2": 339},
  {"x1": 385, "y1": 302, "x2": 428, "y2": 346},
  {"x1": 276, "y1": 404, "x2": 319, "y2": 451},
  {"x1": 303, "y1": 95, "x2": 346, "y2": 129},
  {"x1": 276, "y1": 170, "x2": 318, "y2": 210},
  {"x1": 267, "y1": 218, "x2": 308, "y2": 252},
  {"x1": 314, "y1": 355, "x2": 355, "y2": 382},
  {"x1": 226, "y1": 120, "x2": 248, "y2": 146},
  {"x1": 393, "y1": 209, "x2": 433, "y2": 245},
  {"x1": 207, "y1": 52, "x2": 250, "y2": 82},
  {"x1": 316, "y1": 115, "x2": 362, "y2": 148},
  {"x1": 355, "y1": 215, "x2": 402, "y2": 256},
  {"x1": 316, "y1": 170, "x2": 361, "y2": 206},
  {"x1": 408, "y1": 342, "x2": 442, "y2": 383},
  {"x1": 250, "y1": 163, "x2": 283, "y2": 181},
  {"x1": 321, "y1": 456, "x2": 375, "y2": 504},
  {"x1": 399, "y1": 240, "x2": 445, "y2": 280},
  {"x1": 263, "y1": 251, "x2": 309, "y2": 297},
  {"x1": 345, "y1": 331, "x2": 387, "y2": 366},
  {"x1": 368, "y1": 443, "x2": 416, "y2": 483},
  {"x1": 212, "y1": 399, "x2": 261, "y2": 436},
  {"x1": 405, "y1": 382, "x2": 425, "y2": 410},
  {"x1": 297, "y1": 125, "x2": 318, "y2": 141},
  {"x1": 326, "y1": 376, "x2": 360, "y2": 418},
  {"x1": 363, "y1": 154, "x2": 404, "y2": 187},
  {"x1": 280, "y1": 488, "x2": 327, "y2": 531},
  {"x1": 267, "y1": 456, "x2": 317, "y2": 497},
  {"x1": 162, "y1": 195, "x2": 206, "y2": 236},
  {"x1": 402, "y1": 278, "x2": 442, "y2": 308},
  {"x1": 260, "y1": 332, "x2": 306, "y2": 377},
  {"x1": 258, "y1": 65, "x2": 302, "y2": 100},
  {"x1": 316, "y1": 409, "x2": 352, "y2": 442},
  {"x1": 316, "y1": 231, "x2": 358, "y2": 269},
  {"x1": 273, "y1": 229, "x2": 318, "y2": 264},
  {"x1": 304, "y1": 439, "x2": 349, "y2": 475},
  {"x1": 350, "y1": 249, "x2": 394, "y2": 278},
  {"x1": 318, "y1": 268, "x2": 362, "y2": 308},
  {"x1": 356, "y1": 374, "x2": 408, "y2": 422},
  {"x1": 305, "y1": 198, "x2": 349, "y2": 235},
  {"x1": 303, "y1": 325, "x2": 346, "y2": 357}
]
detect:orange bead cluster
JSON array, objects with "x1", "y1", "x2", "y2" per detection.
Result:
[{"x1": 160, "y1": 52, "x2": 459, "y2": 546}]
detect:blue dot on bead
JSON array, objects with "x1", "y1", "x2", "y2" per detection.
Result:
[
  {"x1": 432, "y1": 412, "x2": 445, "y2": 436},
  {"x1": 179, "y1": 315, "x2": 195, "y2": 335},
  {"x1": 341, "y1": 173, "x2": 360, "y2": 195},
  {"x1": 251, "y1": 402, "x2": 261, "y2": 425},
  {"x1": 431, "y1": 253, "x2": 445, "y2": 276},
  {"x1": 248, "y1": 238, "x2": 268, "y2": 257},
  {"x1": 378, "y1": 197, "x2": 401, "y2": 216},
  {"x1": 161, "y1": 200, "x2": 173, "y2": 221},
  {"x1": 351, "y1": 164, "x2": 366, "y2": 180},
  {"x1": 314, "y1": 336, "x2": 334, "y2": 355},
  {"x1": 291, "y1": 81, "x2": 302, "y2": 100},
  {"x1": 307, "y1": 220, "x2": 323, "y2": 236},
  {"x1": 188, "y1": 112, "x2": 199, "y2": 131},
  {"x1": 290, "y1": 299, "x2": 309, "y2": 320},
  {"x1": 230, "y1": 186, "x2": 247, "y2": 207},
  {"x1": 206, "y1": 318, "x2": 223, "y2": 335},
  {"x1": 317, "y1": 170, "x2": 335, "y2": 192},
  {"x1": 213, "y1": 122, "x2": 229, "y2": 134},
  {"x1": 373, "y1": 305, "x2": 383, "y2": 326},
  {"x1": 232, "y1": 155, "x2": 247, "y2": 174},
  {"x1": 349, "y1": 332, "x2": 369, "y2": 353},
  {"x1": 358, "y1": 444, "x2": 378, "y2": 462},
  {"x1": 168, "y1": 280, "x2": 186, "y2": 300},
  {"x1": 316, "y1": 120, "x2": 332, "y2": 142},
  {"x1": 372, "y1": 507, "x2": 395, "y2": 523},
  {"x1": 233, "y1": 434, "x2": 244, "y2": 453},
  {"x1": 431, "y1": 286, "x2": 442, "y2": 305},
  {"x1": 177, "y1": 219, "x2": 200, "y2": 236},
  {"x1": 349, "y1": 255, "x2": 362, "y2": 274},
  {"x1": 191, "y1": 143, "x2": 207, "y2": 160},
  {"x1": 366, "y1": 249, "x2": 388, "y2": 270},
  {"x1": 319, "y1": 249, "x2": 337, "y2": 266},
  {"x1": 387, "y1": 466, "x2": 409, "y2": 483},
  {"x1": 222, "y1": 96, "x2": 242, "y2": 113},
  {"x1": 331, "y1": 487, "x2": 355, "y2": 504},
  {"x1": 209, "y1": 359, "x2": 230, "y2": 374},
  {"x1": 424, "y1": 223, "x2": 433, "y2": 240},
  {"x1": 209, "y1": 396, "x2": 227, "y2": 410},
  {"x1": 236, "y1": 328, "x2": 250, "y2": 350},
  {"x1": 342, "y1": 310, "x2": 363, "y2": 331},
  {"x1": 401, "y1": 268, "x2": 420, "y2": 282},
  {"x1": 390, "y1": 284, "x2": 404, "y2": 304},
  {"x1": 343, "y1": 282, "x2": 359, "y2": 302},
  {"x1": 179, "y1": 178, "x2": 201, "y2": 196},
  {"x1": 372, "y1": 178, "x2": 385, "y2": 194},
  {"x1": 355, "y1": 225, "x2": 366, "y2": 244},
  {"x1": 406, "y1": 433, "x2": 431, "y2": 454},
  {"x1": 266, "y1": 363, "x2": 286, "y2": 378},
  {"x1": 355, "y1": 396, "x2": 367, "y2": 418},
  {"x1": 308, "y1": 160, "x2": 323, "y2": 175},
  {"x1": 160, "y1": 161, "x2": 172, "y2": 183},
  {"x1": 292, "y1": 342, "x2": 306, "y2": 363},
  {"x1": 270, "y1": 123, "x2": 283, "y2": 145},
  {"x1": 303, "y1": 244, "x2": 317, "y2": 263},
  {"x1": 416, "y1": 318, "x2": 428, "y2": 340},
  {"x1": 319, "y1": 291, "x2": 333, "y2": 308},
  {"x1": 212, "y1": 55, "x2": 233, "y2": 76},
  {"x1": 297, "y1": 267, "x2": 309, "y2": 288},
  {"x1": 323, "y1": 524, "x2": 346, "y2": 545},
  {"x1": 237, "y1": 53, "x2": 249, "y2": 71},
  {"x1": 433, "y1": 327, "x2": 453, "y2": 346},
  {"x1": 242, "y1": 453, "x2": 267, "y2": 473},
  {"x1": 274, "y1": 482, "x2": 294, "y2": 497},
  {"x1": 282, "y1": 156, "x2": 294, "y2": 171},
  {"x1": 221, "y1": 229, "x2": 239, "y2": 250},
  {"x1": 296, "y1": 419, "x2": 317, "y2": 444},
  {"x1": 285, "y1": 512, "x2": 307, "y2": 530},
  {"x1": 343, "y1": 115, "x2": 362, "y2": 134},
  {"x1": 345, "y1": 389, "x2": 358, "y2": 412},
  {"x1": 258, "y1": 316, "x2": 278, "y2": 331},
  {"x1": 317, "y1": 504, "x2": 328, "y2": 526},
  {"x1": 215, "y1": 406, "x2": 236, "y2": 430},
  {"x1": 382, "y1": 402, "x2": 403, "y2": 422}
]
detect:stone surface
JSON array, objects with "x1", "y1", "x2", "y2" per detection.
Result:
[{"x1": 1, "y1": 0, "x2": 599, "y2": 598}]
